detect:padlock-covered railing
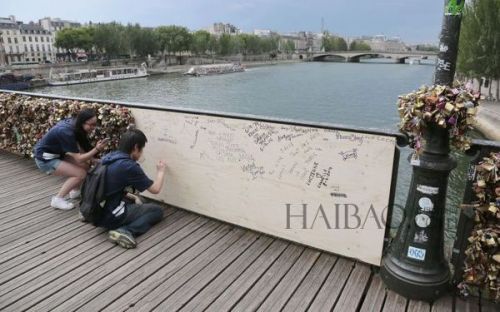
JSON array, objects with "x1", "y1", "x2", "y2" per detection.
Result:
[{"x1": 451, "y1": 139, "x2": 500, "y2": 302}]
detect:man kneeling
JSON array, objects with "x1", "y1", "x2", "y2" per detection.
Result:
[{"x1": 97, "y1": 129, "x2": 166, "y2": 249}]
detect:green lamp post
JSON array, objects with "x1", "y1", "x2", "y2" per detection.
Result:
[{"x1": 380, "y1": 0, "x2": 465, "y2": 301}]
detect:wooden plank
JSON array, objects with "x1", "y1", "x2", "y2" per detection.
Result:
[
  {"x1": 256, "y1": 248, "x2": 321, "y2": 311},
  {"x1": 281, "y1": 253, "x2": 338, "y2": 312},
  {"x1": 0, "y1": 196, "x2": 63, "y2": 225},
  {"x1": 0, "y1": 209, "x2": 177, "y2": 296},
  {"x1": 149, "y1": 231, "x2": 260, "y2": 311},
  {"x1": 0, "y1": 168, "x2": 46, "y2": 185},
  {"x1": 0, "y1": 182, "x2": 61, "y2": 207},
  {"x1": 226, "y1": 244, "x2": 304, "y2": 312},
  {"x1": 333, "y1": 262, "x2": 373, "y2": 312},
  {"x1": 308, "y1": 257, "x2": 354, "y2": 311},
  {"x1": 204, "y1": 240, "x2": 289, "y2": 312},
  {"x1": 153, "y1": 234, "x2": 271, "y2": 312},
  {"x1": 431, "y1": 294, "x2": 453, "y2": 312},
  {"x1": 0, "y1": 180, "x2": 61, "y2": 205},
  {"x1": 0, "y1": 174, "x2": 54, "y2": 195},
  {"x1": 0, "y1": 215, "x2": 80, "y2": 255},
  {"x1": 97, "y1": 219, "x2": 227, "y2": 312},
  {"x1": 0, "y1": 161, "x2": 40, "y2": 174},
  {"x1": 382, "y1": 290, "x2": 408, "y2": 312},
  {"x1": 455, "y1": 296, "x2": 479, "y2": 312},
  {"x1": 0, "y1": 184, "x2": 63, "y2": 212},
  {"x1": 407, "y1": 299, "x2": 431, "y2": 312},
  {"x1": 0, "y1": 240, "x2": 115, "y2": 311},
  {"x1": 179, "y1": 236, "x2": 275, "y2": 312},
  {"x1": 37, "y1": 218, "x2": 223, "y2": 312},
  {"x1": 0, "y1": 188, "x2": 62, "y2": 219},
  {"x1": 0, "y1": 215, "x2": 79, "y2": 253},
  {"x1": 0, "y1": 223, "x2": 97, "y2": 284},
  {"x1": 3, "y1": 211, "x2": 197, "y2": 311},
  {"x1": 0, "y1": 206, "x2": 61, "y2": 232},
  {"x1": 359, "y1": 274, "x2": 387, "y2": 312},
  {"x1": 53, "y1": 218, "x2": 225, "y2": 311},
  {"x1": 114, "y1": 227, "x2": 247, "y2": 312},
  {"x1": 480, "y1": 298, "x2": 500, "y2": 312},
  {"x1": 0, "y1": 208, "x2": 72, "y2": 240},
  {"x1": 0, "y1": 157, "x2": 25, "y2": 167}
]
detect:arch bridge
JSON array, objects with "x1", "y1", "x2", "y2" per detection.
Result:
[{"x1": 311, "y1": 51, "x2": 437, "y2": 63}]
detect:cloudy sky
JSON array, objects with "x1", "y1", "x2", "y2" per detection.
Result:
[{"x1": 1, "y1": 0, "x2": 445, "y2": 43}]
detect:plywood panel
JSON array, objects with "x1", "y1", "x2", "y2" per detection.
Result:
[{"x1": 132, "y1": 108, "x2": 396, "y2": 265}]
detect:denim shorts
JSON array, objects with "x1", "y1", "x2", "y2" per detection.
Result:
[{"x1": 35, "y1": 158, "x2": 62, "y2": 175}]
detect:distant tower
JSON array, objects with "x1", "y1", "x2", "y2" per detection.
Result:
[{"x1": 321, "y1": 17, "x2": 325, "y2": 33}]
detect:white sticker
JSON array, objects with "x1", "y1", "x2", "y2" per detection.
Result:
[
  {"x1": 415, "y1": 214, "x2": 431, "y2": 228},
  {"x1": 410, "y1": 158, "x2": 421, "y2": 166},
  {"x1": 414, "y1": 230, "x2": 429, "y2": 243},
  {"x1": 418, "y1": 197, "x2": 434, "y2": 212},
  {"x1": 417, "y1": 185, "x2": 439, "y2": 195},
  {"x1": 408, "y1": 246, "x2": 426, "y2": 261}
]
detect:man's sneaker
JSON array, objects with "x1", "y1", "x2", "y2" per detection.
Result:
[
  {"x1": 69, "y1": 189, "x2": 81, "y2": 199},
  {"x1": 108, "y1": 229, "x2": 137, "y2": 249},
  {"x1": 51, "y1": 196, "x2": 75, "y2": 210}
]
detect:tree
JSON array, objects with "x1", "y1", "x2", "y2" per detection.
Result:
[
  {"x1": 155, "y1": 25, "x2": 192, "y2": 64},
  {"x1": 126, "y1": 24, "x2": 159, "y2": 58},
  {"x1": 322, "y1": 33, "x2": 348, "y2": 51},
  {"x1": 218, "y1": 34, "x2": 233, "y2": 56},
  {"x1": 207, "y1": 34, "x2": 219, "y2": 62},
  {"x1": 92, "y1": 22, "x2": 128, "y2": 58},
  {"x1": 55, "y1": 28, "x2": 77, "y2": 53},
  {"x1": 283, "y1": 39, "x2": 295, "y2": 54},
  {"x1": 190, "y1": 30, "x2": 211, "y2": 56},
  {"x1": 55, "y1": 27, "x2": 93, "y2": 55},
  {"x1": 458, "y1": 0, "x2": 500, "y2": 99},
  {"x1": 349, "y1": 40, "x2": 371, "y2": 51}
]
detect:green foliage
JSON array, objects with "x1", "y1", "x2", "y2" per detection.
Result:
[
  {"x1": 322, "y1": 33, "x2": 348, "y2": 51},
  {"x1": 458, "y1": 0, "x2": 500, "y2": 81},
  {"x1": 218, "y1": 34, "x2": 233, "y2": 55},
  {"x1": 155, "y1": 25, "x2": 192, "y2": 55},
  {"x1": 125, "y1": 24, "x2": 159, "y2": 57},
  {"x1": 349, "y1": 40, "x2": 371, "y2": 51},
  {"x1": 55, "y1": 27, "x2": 93, "y2": 52},
  {"x1": 92, "y1": 22, "x2": 129, "y2": 58},
  {"x1": 191, "y1": 30, "x2": 211, "y2": 55},
  {"x1": 283, "y1": 39, "x2": 296, "y2": 54},
  {"x1": 415, "y1": 44, "x2": 439, "y2": 52}
]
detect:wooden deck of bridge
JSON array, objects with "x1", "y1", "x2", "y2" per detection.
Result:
[{"x1": 0, "y1": 151, "x2": 497, "y2": 312}]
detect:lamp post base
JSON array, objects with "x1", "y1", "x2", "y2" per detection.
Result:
[{"x1": 381, "y1": 251, "x2": 450, "y2": 301}]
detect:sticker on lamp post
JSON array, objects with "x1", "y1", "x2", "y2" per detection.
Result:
[
  {"x1": 415, "y1": 214, "x2": 431, "y2": 228},
  {"x1": 418, "y1": 197, "x2": 434, "y2": 212},
  {"x1": 407, "y1": 246, "x2": 426, "y2": 261}
]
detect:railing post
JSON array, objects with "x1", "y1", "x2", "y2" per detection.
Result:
[{"x1": 380, "y1": 0, "x2": 465, "y2": 301}]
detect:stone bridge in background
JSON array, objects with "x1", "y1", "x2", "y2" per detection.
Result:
[{"x1": 310, "y1": 51, "x2": 438, "y2": 63}]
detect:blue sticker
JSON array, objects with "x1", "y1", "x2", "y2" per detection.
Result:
[{"x1": 407, "y1": 246, "x2": 426, "y2": 261}]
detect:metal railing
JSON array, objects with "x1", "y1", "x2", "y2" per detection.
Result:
[{"x1": 451, "y1": 139, "x2": 500, "y2": 286}]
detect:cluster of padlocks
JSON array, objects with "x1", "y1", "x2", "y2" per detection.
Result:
[{"x1": 0, "y1": 93, "x2": 134, "y2": 157}]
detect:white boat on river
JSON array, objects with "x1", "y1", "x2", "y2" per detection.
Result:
[
  {"x1": 184, "y1": 63, "x2": 245, "y2": 76},
  {"x1": 48, "y1": 63, "x2": 149, "y2": 86}
]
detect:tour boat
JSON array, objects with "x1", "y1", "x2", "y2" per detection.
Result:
[
  {"x1": 48, "y1": 63, "x2": 149, "y2": 86},
  {"x1": 0, "y1": 73, "x2": 33, "y2": 90},
  {"x1": 184, "y1": 63, "x2": 245, "y2": 76}
]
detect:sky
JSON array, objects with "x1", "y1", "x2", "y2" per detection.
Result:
[{"x1": 1, "y1": 0, "x2": 445, "y2": 44}]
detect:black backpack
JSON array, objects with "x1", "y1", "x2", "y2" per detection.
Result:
[{"x1": 79, "y1": 162, "x2": 108, "y2": 224}]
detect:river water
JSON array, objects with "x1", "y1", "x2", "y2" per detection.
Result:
[{"x1": 35, "y1": 61, "x2": 483, "y2": 254}]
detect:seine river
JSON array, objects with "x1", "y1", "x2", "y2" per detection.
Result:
[{"x1": 35, "y1": 61, "x2": 483, "y2": 253}]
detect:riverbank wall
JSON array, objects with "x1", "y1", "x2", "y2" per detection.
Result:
[{"x1": 475, "y1": 100, "x2": 500, "y2": 141}]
